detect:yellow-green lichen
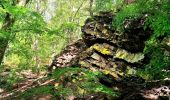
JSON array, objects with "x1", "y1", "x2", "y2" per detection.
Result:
[
  {"x1": 114, "y1": 49, "x2": 144, "y2": 63},
  {"x1": 79, "y1": 61, "x2": 91, "y2": 67},
  {"x1": 93, "y1": 44, "x2": 113, "y2": 55},
  {"x1": 126, "y1": 66, "x2": 136, "y2": 75},
  {"x1": 103, "y1": 69, "x2": 124, "y2": 79}
]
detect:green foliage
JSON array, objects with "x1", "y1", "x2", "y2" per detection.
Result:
[
  {"x1": 4, "y1": 5, "x2": 27, "y2": 17},
  {"x1": 11, "y1": 11, "x2": 47, "y2": 34},
  {"x1": 95, "y1": 0, "x2": 114, "y2": 12},
  {"x1": 138, "y1": 43, "x2": 170, "y2": 80},
  {"x1": 51, "y1": 67, "x2": 82, "y2": 81},
  {"x1": 51, "y1": 67, "x2": 103, "y2": 83},
  {"x1": 114, "y1": 0, "x2": 170, "y2": 37},
  {"x1": 0, "y1": 0, "x2": 91, "y2": 74},
  {"x1": 0, "y1": 67, "x2": 23, "y2": 90},
  {"x1": 18, "y1": 67, "x2": 118, "y2": 99},
  {"x1": 18, "y1": 85, "x2": 54, "y2": 99},
  {"x1": 51, "y1": 67, "x2": 118, "y2": 98},
  {"x1": 80, "y1": 82, "x2": 118, "y2": 97},
  {"x1": 0, "y1": 30, "x2": 10, "y2": 39},
  {"x1": 113, "y1": 0, "x2": 170, "y2": 80},
  {"x1": 1, "y1": 0, "x2": 55, "y2": 72},
  {"x1": 0, "y1": 0, "x2": 169, "y2": 98},
  {"x1": 55, "y1": 87, "x2": 73, "y2": 97},
  {"x1": 113, "y1": 3, "x2": 142, "y2": 30},
  {"x1": 0, "y1": 76, "x2": 12, "y2": 90}
]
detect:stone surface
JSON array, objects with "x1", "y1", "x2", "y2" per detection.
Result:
[
  {"x1": 50, "y1": 12, "x2": 151, "y2": 80},
  {"x1": 49, "y1": 12, "x2": 159, "y2": 100}
]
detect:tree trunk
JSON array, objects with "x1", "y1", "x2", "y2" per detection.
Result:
[
  {"x1": 89, "y1": 0, "x2": 93, "y2": 16},
  {"x1": 0, "y1": 13, "x2": 14, "y2": 65},
  {"x1": 124, "y1": 0, "x2": 135, "y2": 4},
  {"x1": 34, "y1": 34, "x2": 39, "y2": 68},
  {"x1": 0, "y1": 0, "x2": 30, "y2": 65}
]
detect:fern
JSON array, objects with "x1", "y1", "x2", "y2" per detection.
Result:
[
  {"x1": 51, "y1": 67, "x2": 82, "y2": 80},
  {"x1": 55, "y1": 86, "x2": 73, "y2": 97},
  {"x1": 80, "y1": 82, "x2": 119, "y2": 97},
  {"x1": 114, "y1": 0, "x2": 170, "y2": 37},
  {"x1": 18, "y1": 85, "x2": 54, "y2": 99},
  {"x1": 51, "y1": 67, "x2": 118, "y2": 98},
  {"x1": 139, "y1": 44, "x2": 170, "y2": 79},
  {"x1": 113, "y1": 3, "x2": 142, "y2": 30},
  {"x1": 95, "y1": 0, "x2": 114, "y2": 12},
  {"x1": 113, "y1": 0, "x2": 170, "y2": 80}
]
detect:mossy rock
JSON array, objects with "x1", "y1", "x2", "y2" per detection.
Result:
[
  {"x1": 51, "y1": 11, "x2": 150, "y2": 88},
  {"x1": 114, "y1": 49, "x2": 144, "y2": 63},
  {"x1": 92, "y1": 43, "x2": 115, "y2": 56},
  {"x1": 77, "y1": 43, "x2": 139, "y2": 80},
  {"x1": 82, "y1": 12, "x2": 151, "y2": 52}
]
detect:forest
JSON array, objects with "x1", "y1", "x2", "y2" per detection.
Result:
[{"x1": 0, "y1": 0, "x2": 170, "y2": 100}]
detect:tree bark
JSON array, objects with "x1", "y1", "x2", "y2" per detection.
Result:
[
  {"x1": 124, "y1": 0, "x2": 135, "y2": 4},
  {"x1": 0, "y1": 13, "x2": 14, "y2": 65},
  {"x1": 89, "y1": 0, "x2": 93, "y2": 16},
  {"x1": 0, "y1": 0, "x2": 30, "y2": 65}
]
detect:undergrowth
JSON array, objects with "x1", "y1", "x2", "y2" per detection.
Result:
[
  {"x1": 113, "y1": 0, "x2": 170, "y2": 80},
  {"x1": 18, "y1": 67, "x2": 119, "y2": 99}
]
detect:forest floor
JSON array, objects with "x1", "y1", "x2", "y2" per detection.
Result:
[
  {"x1": 0, "y1": 70, "x2": 54, "y2": 99},
  {"x1": 0, "y1": 70, "x2": 170, "y2": 100}
]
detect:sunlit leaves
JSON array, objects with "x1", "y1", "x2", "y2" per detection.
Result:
[
  {"x1": 95, "y1": 0, "x2": 113, "y2": 12},
  {"x1": 0, "y1": 7, "x2": 7, "y2": 13},
  {"x1": 4, "y1": 5, "x2": 28, "y2": 17}
]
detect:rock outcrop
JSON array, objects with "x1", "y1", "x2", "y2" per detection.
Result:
[
  {"x1": 49, "y1": 12, "x2": 170, "y2": 100},
  {"x1": 50, "y1": 12, "x2": 151, "y2": 80}
]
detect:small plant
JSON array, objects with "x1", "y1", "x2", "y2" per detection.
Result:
[
  {"x1": 19, "y1": 67, "x2": 119, "y2": 99},
  {"x1": 18, "y1": 85, "x2": 54, "y2": 99},
  {"x1": 95, "y1": 0, "x2": 114, "y2": 12},
  {"x1": 51, "y1": 67, "x2": 119, "y2": 98},
  {"x1": 113, "y1": 0, "x2": 170, "y2": 80}
]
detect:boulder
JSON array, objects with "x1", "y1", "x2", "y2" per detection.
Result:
[
  {"x1": 49, "y1": 12, "x2": 170, "y2": 100},
  {"x1": 50, "y1": 12, "x2": 151, "y2": 80}
]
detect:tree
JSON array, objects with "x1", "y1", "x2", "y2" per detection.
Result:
[
  {"x1": 0, "y1": 0, "x2": 49, "y2": 68},
  {"x1": 89, "y1": 0, "x2": 93, "y2": 16},
  {"x1": 0, "y1": 0, "x2": 31, "y2": 65}
]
